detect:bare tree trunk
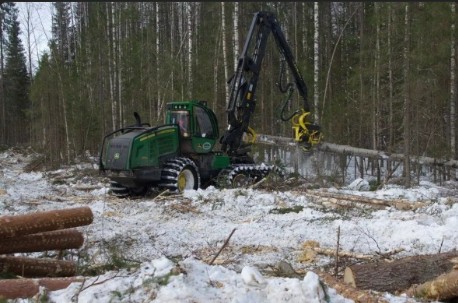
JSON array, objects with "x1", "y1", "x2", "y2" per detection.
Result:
[
  {"x1": 302, "y1": 3, "x2": 308, "y2": 56},
  {"x1": 106, "y1": 3, "x2": 117, "y2": 131},
  {"x1": 214, "y1": 25, "x2": 221, "y2": 112},
  {"x1": 451, "y1": 3, "x2": 456, "y2": 160},
  {"x1": 233, "y1": 2, "x2": 239, "y2": 71},
  {"x1": 186, "y1": 2, "x2": 193, "y2": 97},
  {"x1": 117, "y1": 4, "x2": 123, "y2": 126},
  {"x1": 156, "y1": 2, "x2": 161, "y2": 121},
  {"x1": 388, "y1": 4, "x2": 393, "y2": 152},
  {"x1": 313, "y1": 2, "x2": 319, "y2": 122},
  {"x1": 403, "y1": 3, "x2": 411, "y2": 187},
  {"x1": 22, "y1": 3, "x2": 34, "y2": 81},
  {"x1": 178, "y1": 3, "x2": 184, "y2": 100},
  {"x1": 358, "y1": 4, "x2": 365, "y2": 147},
  {"x1": 0, "y1": 4, "x2": 4, "y2": 144},
  {"x1": 372, "y1": 3, "x2": 380, "y2": 150},
  {"x1": 221, "y1": 2, "x2": 229, "y2": 106}
]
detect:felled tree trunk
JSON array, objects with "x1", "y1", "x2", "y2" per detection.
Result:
[
  {"x1": 0, "y1": 277, "x2": 82, "y2": 299},
  {"x1": 0, "y1": 256, "x2": 76, "y2": 277},
  {"x1": 0, "y1": 229, "x2": 84, "y2": 254},
  {"x1": 315, "y1": 271, "x2": 389, "y2": 303},
  {"x1": 0, "y1": 206, "x2": 93, "y2": 238},
  {"x1": 344, "y1": 251, "x2": 458, "y2": 293},
  {"x1": 405, "y1": 269, "x2": 458, "y2": 301}
]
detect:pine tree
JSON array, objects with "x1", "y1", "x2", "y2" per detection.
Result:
[
  {"x1": 0, "y1": 2, "x2": 16, "y2": 145},
  {"x1": 3, "y1": 2, "x2": 30, "y2": 145}
]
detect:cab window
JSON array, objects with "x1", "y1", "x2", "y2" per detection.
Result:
[
  {"x1": 170, "y1": 111, "x2": 190, "y2": 137},
  {"x1": 194, "y1": 107, "x2": 214, "y2": 138}
]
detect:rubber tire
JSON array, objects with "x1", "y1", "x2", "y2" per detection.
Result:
[{"x1": 160, "y1": 158, "x2": 201, "y2": 193}]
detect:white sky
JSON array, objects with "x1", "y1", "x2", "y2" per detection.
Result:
[{"x1": 15, "y1": 2, "x2": 53, "y2": 74}]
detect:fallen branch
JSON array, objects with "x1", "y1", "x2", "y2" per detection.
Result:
[
  {"x1": 249, "y1": 177, "x2": 267, "y2": 189},
  {"x1": 209, "y1": 228, "x2": 236, "y2": 265},
  {"x1": 306, "y1": 189, "x2": 425, "y2": 211},
  {"x1": 305, "y1": 246, "x2": 404, "y2": 261}
]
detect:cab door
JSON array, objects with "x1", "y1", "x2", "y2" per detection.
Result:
[{"x1": 191, "y1": 105, "x2": 218, "y2": 153}]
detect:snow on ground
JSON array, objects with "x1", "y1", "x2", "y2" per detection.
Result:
[{"x1": 1, "y1": 149, "x2": 457, "y2": 303}]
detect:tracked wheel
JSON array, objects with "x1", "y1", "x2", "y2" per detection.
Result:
[
  {"x1": 109, "y1": 181, "x2": 149, "y2": 198},
  {"x1": 215, "y1": 164, "x2": 285, "y2": 189},
  {"x1": 159, "y1": 157, "x2": 201, "y2": 193},
  {"x1": 109, "y1": 181, "x2": 129, "y2": 197}
]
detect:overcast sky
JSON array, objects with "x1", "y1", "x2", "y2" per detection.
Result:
[{"x1": 15, "y1": 2, "x2": 53, "y2": 74}]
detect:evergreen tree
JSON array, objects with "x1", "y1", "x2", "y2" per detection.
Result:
[
  {"x1": 3, "y1": 2, "x2": 30, "y2": 145},
  {"x1": 0, "y1": 2, "x2": 16, "y2": 145}
]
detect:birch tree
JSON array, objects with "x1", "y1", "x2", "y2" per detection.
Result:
[
  {"x1": 186, "y1": 2, "x2": 192, "y2": 97},
  {"x1": 233, "y1": 2, "x2": 239, "y2": 71},
  {"x1": 221, "y1": 2, "x2": 229, "y2": 105}
]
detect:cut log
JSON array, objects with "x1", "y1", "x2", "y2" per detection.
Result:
[
  {"x1": 0, "y1": 256, "x2": 76, "y2": 277},
  {"x1": 344, "y1": 251, "x2": 458, "y2": 293},
  {"x1": 302, "y1": 244, "x2": 405, "y2": 262},
  {"x1": 0, "y1": 277, "x2": 82, "y2": 299},
  {"x1": 0, "y1": 206, "x2": 93, "y2": 238},
  {"x1": 315, "y1": 271, "x2": 390, "y2": 303},
  {"x1": 0, "y1": 229, "x2": 84, "y2": 254},
  {"x1": 405, "y1": 269, "x2": 458, "y2": 301},
  {"x1": 306, "y1": 189, "x2": 425, "y2": 211}
]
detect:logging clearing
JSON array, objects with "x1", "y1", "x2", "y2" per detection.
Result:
[{"x1": 1, "y1": 148, "x2": 458, "y2": 302}]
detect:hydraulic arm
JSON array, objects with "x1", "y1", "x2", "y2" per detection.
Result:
[{"x1": 220, "y1": 11, "x2": 322, "y2": 156}]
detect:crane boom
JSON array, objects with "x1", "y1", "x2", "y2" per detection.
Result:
[{"x1": 220, "y1": 11, "x2": 321, "y2": 157}]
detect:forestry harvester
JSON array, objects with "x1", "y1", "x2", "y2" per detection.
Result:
[{"x1": 99, "y1": 11, "x2": 322, "y2": 197}]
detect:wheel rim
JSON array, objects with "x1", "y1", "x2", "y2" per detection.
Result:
[
  {"x1": 177, "y1": 168, "x2": 195, "y2": 192},
  {"x1": 231, "y1": 173, "x2": 250, "y2": 188}
]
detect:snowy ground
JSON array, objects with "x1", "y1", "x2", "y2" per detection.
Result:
[{"x1": 1, "y1": 148, "x2": 457, "y2": 303}]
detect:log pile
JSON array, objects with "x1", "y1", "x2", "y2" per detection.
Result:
[{"x1": 0, "y1": 206, "x2": 93, "y2": 300}]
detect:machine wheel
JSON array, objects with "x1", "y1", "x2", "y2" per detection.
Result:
[
  {"x1": 130, "y1": 186, "x2": 149, "y2": 196},
  {"x1": 109, "y1": 181, "x2": 129, "y2": 197},
  {"x1": 215, "y1": 164, "x2": 285, "y2": 190},
  {"x1": 159, "y1": 157, "x2": 201, "y2": 193},
  {"x1": 231, "y1": 173, "x2": 253, "y2": 188}
]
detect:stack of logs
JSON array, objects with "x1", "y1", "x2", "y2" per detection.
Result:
[{"x1": 0, "y1": 206, "x2": 93, "y2": 300}]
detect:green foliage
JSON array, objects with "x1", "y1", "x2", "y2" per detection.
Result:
[
  {"x1": 269, "y1": 205, "x2": 304, "y2": 214},
  {"x1": 369, "y1": 179, "x2": 381, "y2": 191},
  {"x1": 78, "y1": 243, "x2": 140, "y2": 276},
  {"x1": 2, "y1": 2, "x2": 31, "y2": 146}
]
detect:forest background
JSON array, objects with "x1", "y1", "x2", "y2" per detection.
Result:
[{"x1": 0, "y1": 2, "x2": 456, "y2": 169}]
